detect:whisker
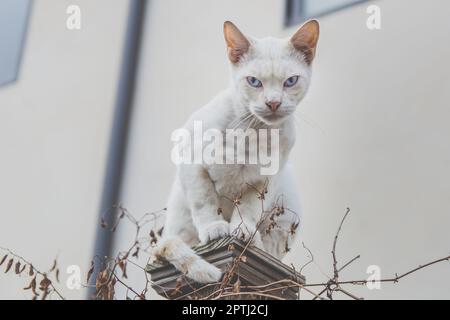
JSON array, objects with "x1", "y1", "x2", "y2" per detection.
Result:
[
  {"x1": 228, "y1": 112, "x2": 250, "y2": 128},
  {"x1": 233, "y1": 112, "x2": 254, "y2": 129},
  {"x1": 229, "y1": 112, "x2": 250, "y2": 127},
  {"x1": 296, "y1": 111, "x2": 325, "y2": 135}
]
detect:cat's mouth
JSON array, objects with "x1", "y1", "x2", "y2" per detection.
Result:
[
  {"x1": 264, "y1": 113, "x2": 284, "y2": 121},
  {"x1": 253, "y1": 111, "x2": 287, "y2": 125}
]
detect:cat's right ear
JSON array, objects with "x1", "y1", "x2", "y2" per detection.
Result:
[
  {"x1": 290, "y1": 19, "x2": 320, "y2": 65},
  {"x1": 224, "y1": 21, "x2": 250, "y2": 64}
]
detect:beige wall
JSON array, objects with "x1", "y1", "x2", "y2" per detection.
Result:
[
  {"x1": 0, "y1": 0, "x2": 128, "y2": 299},
  {"x1": 287, "y1": 0, "x2": 450, "y2": 299},
  {"x1": 119, "y1": 0, "x2": 450, "y2": 299}
]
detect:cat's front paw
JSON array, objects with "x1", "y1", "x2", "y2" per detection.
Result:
[{"x1": 198, "y1": 220, "x2": 230, "y2": 243}]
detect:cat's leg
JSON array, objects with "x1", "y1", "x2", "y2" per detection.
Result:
[
  {"x1": 260, "y1": 201, "x2": 300, "y2": 260},
  {"x1": 229, "y1": 182, "x2": 267, "y2": 249},
  {"x1": 179, "y1": 164, "x2": 229, "y2": 243},
  {"x1": 163, "y1": 180, "x2": 199, "y2": 246},
  {"x1": 260, "y1": 164, "x2": 301, "y2": 260},
  {"x1": 155, "y1": 178, "x2": 223, "y2": 283}
]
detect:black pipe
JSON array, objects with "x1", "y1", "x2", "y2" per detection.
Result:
[{"x1": 88, "y1": 0, "x2": 147, "y2": 298}]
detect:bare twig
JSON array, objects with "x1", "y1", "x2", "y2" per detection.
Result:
[
  {"x1": 332, "y1": 207, "x2": 351, "y2": 280},
  {"x1": 2, "y1": 196, "x2": 449, "y2": 301}
]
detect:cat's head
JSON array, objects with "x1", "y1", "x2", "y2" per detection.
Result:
[{"x1": 224, "y1": 20, "x2": 319, "y2": 126}]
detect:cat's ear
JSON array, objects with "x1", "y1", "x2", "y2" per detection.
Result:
[
  {"x1": 224, "y1": 21, "x2": 250, "y2": 64},
  {"x1": 290, "y1": 19, "x2": 320, "y2": 65}
]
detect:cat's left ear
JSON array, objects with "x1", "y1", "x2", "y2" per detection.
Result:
[
  {"x1": 224, "y1": 21, "x2": 250, "y2": 64},
  {"x1": 290, "y1": 20, "x2": 320, "y2": 65}
]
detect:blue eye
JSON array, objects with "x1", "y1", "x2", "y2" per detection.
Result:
[
  {"x1": 284, "y1": 75, "x2": 299, "y2": 88},
  {"x1": 246, "y1": 76, "x2": 262, "y2": 88}
]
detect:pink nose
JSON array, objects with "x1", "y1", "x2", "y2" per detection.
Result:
[{"x1": 265, "y1": 100, "x2": 281, "y2": 111}]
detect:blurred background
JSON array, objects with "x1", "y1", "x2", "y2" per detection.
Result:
[{"x1": 1, "y1": 0, "x2": 449, "y2": 299}]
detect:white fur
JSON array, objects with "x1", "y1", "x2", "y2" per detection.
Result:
[{"x1": 155, "y1": 22, "x2": 318, "y2": 283}]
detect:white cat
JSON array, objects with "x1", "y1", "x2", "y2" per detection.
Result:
[{"x1": 154, "y1": 20, "x2": 319, "y2": 283}]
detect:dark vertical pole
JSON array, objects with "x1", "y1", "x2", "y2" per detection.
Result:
[{"x1": 88, "y1": 0, "x2": 147, "y2": 298}]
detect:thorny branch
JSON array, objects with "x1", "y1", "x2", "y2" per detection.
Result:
[
  {"x1": 0, "y1": 247, "x2": 64, "y2": 300},
  {"x1": 1, "y1": 191, "x2": 449, "y2": 300}
]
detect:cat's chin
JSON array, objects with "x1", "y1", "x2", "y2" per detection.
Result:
[{"x1": 253, "y1": 112, "x2": 288, "y2": 126}]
